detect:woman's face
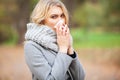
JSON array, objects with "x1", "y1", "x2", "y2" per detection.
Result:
[{"x1": 44, "y1": 6, "x2": 65, "y2": 30}]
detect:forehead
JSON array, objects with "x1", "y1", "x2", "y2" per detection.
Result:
[{"x1": 48, "y1": 6, "x2": 63, "y2": 15}]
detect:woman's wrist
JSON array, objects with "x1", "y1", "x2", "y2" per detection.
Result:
[
  {"x1": 68, "y1": 47, "x2": 74, "y2": 55},
  {"x1": 59, "y1": 46, "x2": 68, "y2": 53},
  {"x1": 69, "y1": 52, "x2": 76, "y2": 58}
]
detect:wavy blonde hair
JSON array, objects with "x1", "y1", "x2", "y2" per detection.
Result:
[{"x1": 30, "y1": 0, "x2": 69, "y2": 25}]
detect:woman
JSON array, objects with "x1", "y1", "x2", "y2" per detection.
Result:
[{"x1": 24, "y1": 0, "x2": 85, "y2": 80}]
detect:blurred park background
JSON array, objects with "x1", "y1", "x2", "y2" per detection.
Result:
[{"x1": 0, "y1": 0, "x2": 120, "y2": 80}]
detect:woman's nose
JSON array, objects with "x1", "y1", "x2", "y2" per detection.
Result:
[
  {"x1": 59, "y1": 19, "x2": 65, "y2": 24},
  {"x1": 58, "y1": 20, "x2": 65, "y2": 26}
]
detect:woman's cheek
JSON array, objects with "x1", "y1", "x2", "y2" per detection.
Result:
[{"x1": 51, "y1": 21, "x2": 58, "y2": 27}]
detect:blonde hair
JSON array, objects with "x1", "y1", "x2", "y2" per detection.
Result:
[{"x1": 30, "y1": 0, "x2": 69, "y2": 25}]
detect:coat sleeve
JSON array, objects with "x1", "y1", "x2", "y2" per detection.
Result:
[
  {"x1": 24, "y1": 41, "x2": 73, "y2": 80},
  {"x1": 69, "y1": 52, "x2": 85, "y2": 80}
]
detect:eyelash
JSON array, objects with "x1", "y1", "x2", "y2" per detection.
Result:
[
  {"x1": 61, "y1": 14, "x2": 65, "y2": 18},
  {"x1": 51, "y1": 14, "x2": 65, "y2": 19},
  {"x1": 51, "y1": 15, "x2": 58, "y2": 19}
]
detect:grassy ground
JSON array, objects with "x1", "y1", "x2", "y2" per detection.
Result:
[
  {"x1": 71, "y1": 28, "x2": 120, "y2": 48},
  {"x1": 71, "y1": 28, "x2": 120, "y2": 67}
]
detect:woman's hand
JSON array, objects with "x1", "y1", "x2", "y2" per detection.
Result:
[
  {"x1": 54, "y1": 21, "x2": 70, "y2": 53},
  {"x1": 57, "y1": 25, "x2": 70, "y2": 53},
  {"x1": 54, "y1": 20, "x2": 74, "y2": 54}
]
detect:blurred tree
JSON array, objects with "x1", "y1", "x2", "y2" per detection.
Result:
[
  {"x1": 62, "y1": 0, "x2": 85, "y2": 27},
  {"x1": 0, "y1": 0, "x2": 31, "y2": 44},
  {"x1": 73, "y1": 0, "x2": 103, "y2": 27},
  {"x1": 13, "y1": 0, "x2": 31, "y2": 44},
  {"x1": 0, "y1": 0, "x2": 17, "y2": 44},
  {"x1": 109, "y1": 0, "x2": 120, "y2": 28},
  {"x1": 100, "y1": 0, "x2": 120, "y2": 32},
  {"x1": 62, "y1": 0, "x2": 85, "y2": 13}
]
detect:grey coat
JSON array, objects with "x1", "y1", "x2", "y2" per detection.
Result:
[{"x1": 24, "y1": 41, "x2": 85, "y2": 80}]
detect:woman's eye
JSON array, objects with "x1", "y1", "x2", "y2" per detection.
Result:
[
  {"x1": 51, "y1": 15, "x2": 58, "y2": 19},
  {"x1": 61, "y1": 14, "x2": 65, "y2": 18}
]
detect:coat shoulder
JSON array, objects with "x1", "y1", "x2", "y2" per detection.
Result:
[{"x1": 24, "y1": 41, "x2": 43, "y2": 50}]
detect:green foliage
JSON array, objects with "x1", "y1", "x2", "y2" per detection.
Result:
[
  {"x1": 72, "y1": 4, "x2": 87, "y2": 27},
  {"x1": 30, "y1": 0, "x2": 39, "y2": 11},
  {"x1": 72, "y1": 0, "x2": 120, "y2": 32},
  {"x1": 73, "y1": 2, "x2": 104, "y2": 28},
  {"x1": 109, "y1": 15, "x2": 120, "y2": 27},
  {"x1": 0, "y1": 24, "x2": 18, "y2": 45},
  {"x1": 109, "y1": 0, "x2": 120, "y2": 13},
  {"x1": 99, "y1": 0, "x2": 120, "y2": 27},
  {"x1": 0, "y1": 4, "x2": 6, "y2": 17}
]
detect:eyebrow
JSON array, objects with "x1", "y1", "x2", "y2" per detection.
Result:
[{"x1": 51, "y1": 13, "x2": 64, "y2": 15}]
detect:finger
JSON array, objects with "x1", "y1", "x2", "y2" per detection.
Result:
[
  {"x1": 61, "y1": 27, "x2": 65, "y2": 36},
  {"x1": 55, "y1": 22, "x2": 63, "y2": 36},
  {"x1": 59, "y1": 25, "x2": 63, "y2": 31},
  {"x1": 62, "y1": 26, "x2": 66, "y2": 35},
  {"x1": 64, "y1": 25, "x2": 68, "y2": 34},
  {"x1": 65, "y1": 25, "x2": 69, "y2": 33},
  {"x1": 65, "y1": 24, "x2": 68, "y2": 28},
  {"x1": 56, "y1": 24, "x2": 62, "y2": 35},
  {"x1": 56, "y1": 26, "x2": 59, "y2": 35},
  {"x1": 66, "y1": 27, "x2": 70, "y2": 35},
  {"x1": 57, "y1": 26, "x2": 62, "y2": 35},
  {"x1": 57, "y1": 25, "x2": 63, "y2": 36}
]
